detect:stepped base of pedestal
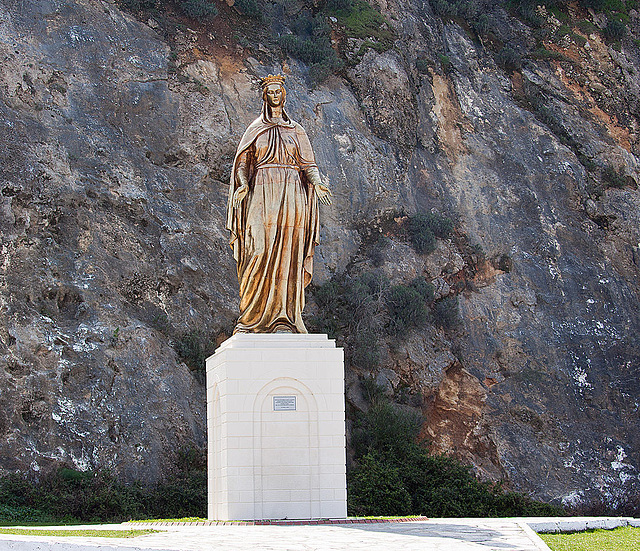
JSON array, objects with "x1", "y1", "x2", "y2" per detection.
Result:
[{"x1": 206, "y1": 334, "x2": 347, "y2": 521}]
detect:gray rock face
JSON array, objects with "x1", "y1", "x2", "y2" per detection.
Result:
[{"x1": 1, "y1": 0, "x2": 639, "y2": 512}]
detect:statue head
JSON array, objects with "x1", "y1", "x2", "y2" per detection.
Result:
[{"x1": 260, "y1": 74, "x2": 286, "y2": 109}]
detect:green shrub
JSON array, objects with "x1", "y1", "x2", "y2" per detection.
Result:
[
  {"x1": 496, "y1": 46, "x2": 522, "y2": 71},
  {"x1": 576, "y1": 19, "x2": 597, "y2": 34},
  {"x1": 235, "y1": 0, "x2": 262, "y2": 19},
  {"x1": 407, "y1": 212, "x2": 453, "y2": 254},
  {"x1": 352, "y1": 401, "x2": 423, "y2": 458},
  {"x1": 347, "y1": 453, "x2": 412, "y2": 516},
  {"x1": 549, "y1": 6, "x2": 571, "y2": 22},
  {"x1": 173, "y1": 330, "x2": 215, "y2": 376},
  {"x1": 291, "y1": 11, "x2": 314, "y2": 36},
  {"x1": 433, "y1": 296, "x2": 460, "y2": 329},
  {"x1": 349, "y1": 329, "x2": 381, "y2": 369},
  {"x1": 410, "y1": 276, "x2": 435, "y2": 302},
  {"x1": 386, "y1": 284, "x2": 429, "y2": 335},
  {"x1": 408, "y1": 218, "x2": 436, "y2": 254},
  {"x1": 332, "y1": 0, "x2": 394, "y2": 47},
  {"x1": 0, "y1": 504, "x2": 52, "y2": 524},
  {"x1": 602, "y1": 165, "x2": 627, "y2": 188},
  {"x1": 311, "y1": 272, "x2": 389, "y2": 337},
  {"x1": 570, "y1": 32, "x2": 588, "y2": 47},
  {"x1": 180, "y1": 0, "x2": 218, "y2": 19},
  {"x1": 281, "y1": 35, "x2": 333, "y2": 64},
  {"x1": 580, "y1": 0, "x2": 625, "y2": 12},
  {"x1": 118, "y1": 0, "x2": 156, "y2": 10},
  {"x1": 0, "y1": 469, "x2": 146, "y2": 523},
  {"x1": 603, "y1": 18, "x2": 627, "y2": 40},
  {"x1": 278, "y1": 31, "x2": 340, "y2": 76},
  {"x1": 0, "y1": 448, "x2": 208, "y2": 523},
  {"x1": 147, "y1": 472, "x2": 207, "y2": 519},
  {"x1": 309, "y1": 62, "x2": 334, "y2": 85},
  {"x1": 121, "y1": 0, "x2": 157, "y2": 10},
  {"x1": 324, "y1": 0, "x2": 353, "y2": 11},
  {"x1": 432, "y1": 0, "x2": 457, "y2": 17},
  {"x1": 456, "y1": 0, "x2": 480, "y2": 20},
  {"x1": 425, "y1": 212, "x2": 454, "y2": 238},
  {"x1": 580, "y1": 0, "x2": 607, "y2": 9},
  {"x1": 506, "y1": 0, "x2": 544, "y2": 26},
  {"x1": 438, "y1": 53, "x2": 453, "y2": 74},
  {"x1": 472, "y1": 13, "x2": 491, "y2": 36}
]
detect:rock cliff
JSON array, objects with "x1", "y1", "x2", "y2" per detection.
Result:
[{"x1": 1, "y1": 0, "x2": 638, "y2": 512}]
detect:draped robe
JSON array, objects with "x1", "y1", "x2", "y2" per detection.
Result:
[{"x1": 226, "y1": 107, "x2": 320, "y2": 333}]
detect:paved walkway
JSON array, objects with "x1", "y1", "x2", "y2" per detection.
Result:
[
  {"x1": 0, "y1": 518, "x2": 549, "y2": 551},
  {"x1": 0, "y1": 517, "x2": 637, "y2": 551}
]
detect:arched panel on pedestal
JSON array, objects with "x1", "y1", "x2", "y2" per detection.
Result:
[{"x1": 252, "y1": 378, "x2": 320, "y2": 519}]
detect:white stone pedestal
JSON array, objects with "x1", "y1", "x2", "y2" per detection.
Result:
[{"x1": 206, "y1": 334, "x2": 347, "y2": 521}]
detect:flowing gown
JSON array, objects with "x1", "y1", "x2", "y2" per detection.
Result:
[{"x1": 227, "y1": 116, "x2": 320, "y2": 333}]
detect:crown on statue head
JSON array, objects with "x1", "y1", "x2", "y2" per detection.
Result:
[{"x1": 260, "y1": 74, "x2": 286, "y2": 89}]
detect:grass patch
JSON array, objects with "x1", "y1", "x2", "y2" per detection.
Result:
[
  {"x1": 531, "y1": 46, "x2": 559, "y2": 63},
  {"x1": 330, "y1": 0, "x2": 393, "y2": 39},
  {"x1": 540, "y1": 526, "x2": 640, "y2": 551},
  {"x1": 0, "y1": 528, "x2": 157, "y2": 538},
  {"x1": 328, "y1": 0, "x2": 395, "y2": 54},
  {"x1": 576, "y1": 20, "x2": 597, "y2": 34},
  {"x1": 129, "y1": 517, "x2": 207, "y2": 523}
]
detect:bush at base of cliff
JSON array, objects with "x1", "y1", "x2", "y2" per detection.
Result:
[
  {"x1": 347, "y1": 453, "x2": 412, "y2": 516},
  {"x1": 0, "y1": 449, "x2": 207, "y2": 523},
  {"x1": 347, "y1": 393, "x2": 564, "y2": 517}
]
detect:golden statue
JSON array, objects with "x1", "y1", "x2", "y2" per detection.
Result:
[{"x1": 226, "y1": 75, "x2": 332, "y2": 333}]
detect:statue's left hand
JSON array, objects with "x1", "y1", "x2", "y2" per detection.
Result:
[{"x1": 315, "y1": 183, "x2": 333, "y2": 206}]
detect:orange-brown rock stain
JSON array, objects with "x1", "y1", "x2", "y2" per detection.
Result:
[
  {"x1": 421, "y1": 363, "x2": 504, "y2": 480},
  {"x1": 430, "y1": 69, "x2": 468, "y2": 162},
  {"x1": 544, "y1": 33, "x2": 633, "y2": 152}
]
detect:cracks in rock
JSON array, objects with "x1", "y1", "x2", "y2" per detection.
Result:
[{"x1": 119, "y1": 77, "x2": 169, "y2": 85}]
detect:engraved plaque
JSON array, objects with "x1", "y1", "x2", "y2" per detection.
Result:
[{"x1": 273, "y1": 395, "x2": 296, "y2": 411}]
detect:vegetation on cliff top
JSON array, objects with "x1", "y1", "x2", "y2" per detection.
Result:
[{"x1": 117, "y1": 0, "x2": 395, "y2": 83}]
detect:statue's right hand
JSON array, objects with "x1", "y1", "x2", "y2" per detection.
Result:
[{"x1": 233, "y1": 185, "x2": 249, "y2": 209}]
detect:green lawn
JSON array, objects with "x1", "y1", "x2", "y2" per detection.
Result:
[
  {"x1": 0, "y1": 528, "x2": 157, "y2": 538},
  {"x1": 130, "y1": 517, "x2": 208, "y2": 523},
  {"x1": 540, "y1": 526, "x2": 640, "y2": 551}
]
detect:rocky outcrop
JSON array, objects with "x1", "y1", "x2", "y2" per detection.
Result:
[{"x1": 1, "y1": 0, "x2": 639, "y2": 512}]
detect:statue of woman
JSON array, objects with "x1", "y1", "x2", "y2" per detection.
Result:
[{"x1": 226, "y1": 75, "x2": 332, "y2": 333}]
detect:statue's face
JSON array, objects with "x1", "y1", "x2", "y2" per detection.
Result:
[{"x1": 265, "y1": 84, "x2": 284, "y2": 108}]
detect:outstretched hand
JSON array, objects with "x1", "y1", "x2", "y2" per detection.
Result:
[
  {"x1": 315, "y1": 183, "x2": 333, "y2": 206},
  {"x1": 233, "y1": 185, "x2": 249, "y2": 209}
]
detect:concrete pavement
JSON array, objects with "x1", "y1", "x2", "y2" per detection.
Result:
[{"x1": 0, "y1": 517, "x2": 637, "y2": 551}]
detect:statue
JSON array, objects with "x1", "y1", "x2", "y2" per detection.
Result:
[{"x1": 226, "y1": 75, "x2": 332, "y2": 334}]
